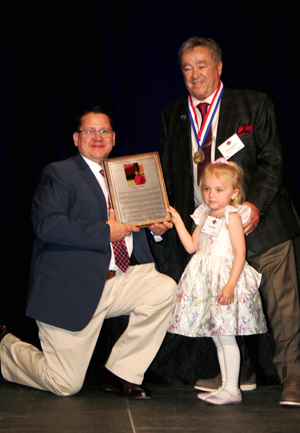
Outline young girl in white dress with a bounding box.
[168,158,267,406]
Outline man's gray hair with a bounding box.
[178,37,222,67]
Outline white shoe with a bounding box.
[205,389,242,406]
[197,391,216,401]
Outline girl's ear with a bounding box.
[231,189,240,201]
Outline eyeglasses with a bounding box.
[78,129,113,139]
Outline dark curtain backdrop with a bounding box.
[0,1,298,338]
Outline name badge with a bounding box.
[201,216,223,236]
[217,133,245,160]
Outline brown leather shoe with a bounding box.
[280,376,300,406]
[194,373,256,392]
[0,322,8,342]
[99,367,152,399]
[194,374,222,392]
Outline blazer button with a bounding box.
[106,251,111,256]
[99,275,105,280]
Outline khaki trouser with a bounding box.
[0,264,176,395]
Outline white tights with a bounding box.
[212,335,240,397]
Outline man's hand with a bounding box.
[243,201,260,236]
[149,220,173,236]
[106,209,139,242]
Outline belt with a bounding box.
[106,270,116,281]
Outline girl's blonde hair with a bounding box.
[199,161,245,207]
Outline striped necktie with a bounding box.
[100,169,130,272]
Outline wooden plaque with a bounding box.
[102,152,171,227]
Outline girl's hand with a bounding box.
[167,206,182,225]
[217,285,234,305]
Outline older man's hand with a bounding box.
[149,220,173,237]
[243,201,261,236]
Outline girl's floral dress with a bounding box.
[168,204,267,337]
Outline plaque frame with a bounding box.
[102,152,171,227]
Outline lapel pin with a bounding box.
[180,115,186,121]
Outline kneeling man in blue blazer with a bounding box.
[0,106,176,399]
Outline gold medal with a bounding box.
[194,149,205,164]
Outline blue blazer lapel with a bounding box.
[74,153,107,212]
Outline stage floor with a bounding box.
[1,376,299,433]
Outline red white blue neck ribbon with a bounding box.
[187,81,224,150]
